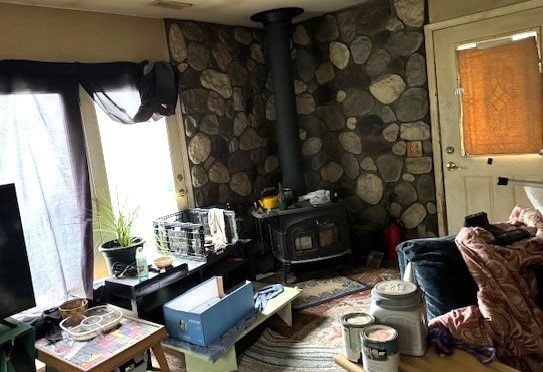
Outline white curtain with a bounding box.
[0,59,179,316]
[0,91,87,311]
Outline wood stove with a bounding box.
[262,202,352,281]
[250,8,351,281]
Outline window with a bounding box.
[0,60,188,315]
[81,89,183,279]
[456,32,543,155]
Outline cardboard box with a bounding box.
[163,276,254,346]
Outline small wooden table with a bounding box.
[36,317,170,371]
[334,347,518,372]
[163,284,301,372]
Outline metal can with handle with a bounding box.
[361,324,399,372]
[340,312,375,362]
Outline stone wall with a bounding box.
[165,20,278,207]
[165,0,437,239]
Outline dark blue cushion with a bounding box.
[396,236,478,320]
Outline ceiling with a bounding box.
[0,0,372,27]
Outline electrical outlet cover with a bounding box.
[407,141,423,157]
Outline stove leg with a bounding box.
[283,263,290,284]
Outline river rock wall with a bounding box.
[166,0,436,239]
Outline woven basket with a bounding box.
[59,298,88,319]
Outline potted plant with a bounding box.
[95,194,145,275]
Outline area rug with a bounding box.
[291,274,370,310]
[270,288,373,350]
[237,327,340,371]
[153,265,399,371]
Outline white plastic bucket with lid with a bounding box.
[369,279,427,356]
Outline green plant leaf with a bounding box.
[94,191,140,247]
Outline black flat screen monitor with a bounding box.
[0,183,36,323]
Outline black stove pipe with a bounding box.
[251,8,307,198]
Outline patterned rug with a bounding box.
[237,328,339,371]
[153,264,400,371]
[291,273,371,310]
[266,265,400,351]
[268,288,374,351]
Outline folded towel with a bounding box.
[208,208,228,251]
[254,284,284,311]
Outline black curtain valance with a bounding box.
[0,59,178,123]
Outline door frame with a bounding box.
[166,96,194,210]
[425,0,543,235]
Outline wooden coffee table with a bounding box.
[334,347,518,371]
[36,316,170,371]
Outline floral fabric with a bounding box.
[429,205,543,371]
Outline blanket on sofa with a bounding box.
[429,205,543,371]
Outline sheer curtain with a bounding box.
[0,76,92,310]
[0,59,178,312]
[0,60,179,124]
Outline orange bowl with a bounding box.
[154,256,173,269]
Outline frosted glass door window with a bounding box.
[456,35,543,155]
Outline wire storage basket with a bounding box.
[153,208,238,261]
[184,208,238,241]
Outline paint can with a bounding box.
[340,312,375,362]
[369,279,427,356]
[361,324,399,372]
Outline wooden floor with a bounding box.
[334,348,519,372]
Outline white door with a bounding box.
[432,7,543,234]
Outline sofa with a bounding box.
[396,205,543,371]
